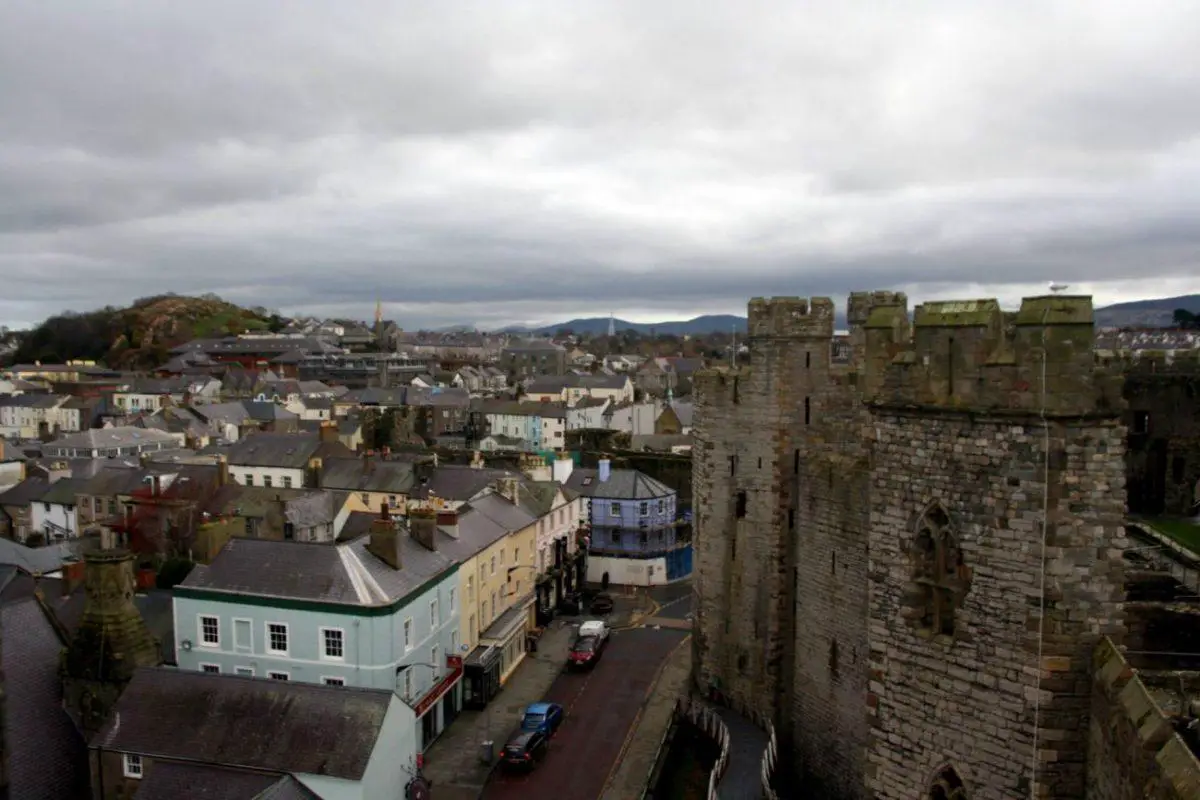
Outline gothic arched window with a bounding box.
[929,765,968,800]
[910,504,970,637]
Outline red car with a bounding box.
[567,634,606,670]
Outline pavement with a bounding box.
[424,588,666,800]
[481,626,689,800]
[710,705,770,800]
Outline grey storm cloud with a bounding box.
[3,0,1200,330]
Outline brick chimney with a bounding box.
[307,456,324,488]
[366,504,402,570]
[496,476,520,504]
[409,508,439,552]
[318,420,339,444]
[436,509,459,539]
[60,549,161,738]
[216,455,229,487]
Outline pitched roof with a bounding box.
[563,467,675,500]
[318,457,415,494]
[129,762,282,800]
[180,533,456,607]
[92,667,395,781]
[1,595,90,797]
[243,401,299,422]
[0,476,51,506]
[46,426,179,451]
[226,433,351,468]
[413,465,523,503]
[39,476,87,506]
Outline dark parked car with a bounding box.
[501,730,549,771]
[589,592,614,614]
[521,702,565,737]
[567,634,606,670]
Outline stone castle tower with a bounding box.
[61,549,162,738]
[693,292,1128,799]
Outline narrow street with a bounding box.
[481,626,688,800]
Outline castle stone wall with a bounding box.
[864,295,1127,800]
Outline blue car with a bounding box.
[520,702,565,737]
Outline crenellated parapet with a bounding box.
[747,297,835,340]
[864,294,1124,416]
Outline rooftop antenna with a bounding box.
[1048,281,1069,295]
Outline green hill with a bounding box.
[11,294,287,370]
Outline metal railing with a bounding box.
[674,696,731,800]
[702,690,781,800]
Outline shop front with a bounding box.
[412,655,463,753]
[462,644,501,710]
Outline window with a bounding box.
[449,587,457,614]
[467,576,474,602]
[322,628,345,660]
[430,598,440,628]
[323,676,345,687]
[404,618,413,651]
[201,663,220,674]
[639,501,648,515]
[403,668,414,699]
[910,504,971,637]
[283,475,293,488]
[361,492,370,504]
[199,615,220,647]
[431,645,440,673]
[235,666,255,677]
[490,555,496,575]
[735,491,747,518]
[610,531,620,544]
[264,475,273,488]
[610,502,620,515]
[657,499,664,513]
[266,623,289,655]
[491,591,497,617]
[123,753,143,779]
[500,549,505,566]
[513,546,519,564]
[268,671,290,681]
[451,628,460,653]
[389,494,397,507]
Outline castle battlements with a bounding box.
[747,296,834,339]
[863,294,1124,416]
[1098,348,1200,375]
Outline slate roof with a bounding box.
[254,775,323,799]
[563,467,674,500]
[46,426,179,451]
[407,386,471,408]
[39,476,87,506]
[337,510,378,542]
[2,595,90,798]
[0,537,77,575]
[131,762,282,799]
[342,387,407,406]
[192,401,254,428]
[469,492,538,533]
[669,401,694,427]
[180,532,456,607]
[226,433,352,468]
[93,667,394,781]
[243,401,299,422]
[0,393,67,409]
[412,465,525,503]
[319,457,415,494]
[204,484,317,518]
[0,476,51,506]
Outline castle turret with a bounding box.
[60,550,162,738]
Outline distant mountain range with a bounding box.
[499,314,752,336]
[1093,294,1200,328]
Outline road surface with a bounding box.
[481,626,688,800]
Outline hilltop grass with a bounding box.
[1146,517,1200,553]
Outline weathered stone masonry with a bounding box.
[694,292,1152,799]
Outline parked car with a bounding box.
[520,702,565,737]
[578,620,610,642]
[567,634,607,670]
[589,592,614,614]
[501,729,549,771]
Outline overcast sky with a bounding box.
[3,1,1200,330]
